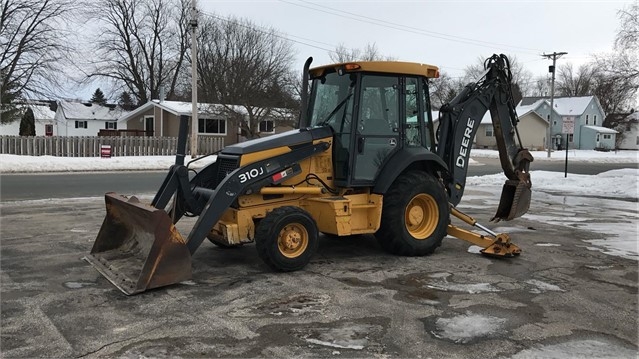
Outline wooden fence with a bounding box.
[0,135,225,157]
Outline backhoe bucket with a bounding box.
[492,179,531,221]
[84,193,192,295]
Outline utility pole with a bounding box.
[189,0,198,158]
[542,51,567,158]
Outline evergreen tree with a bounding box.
[1,70,22,124]
[19,108,36,136]
[90,88,108,106]
[118,91,136,111]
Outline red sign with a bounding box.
[100,145,112,158]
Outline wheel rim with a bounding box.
[405,193,439,239]
[278,223,309,258]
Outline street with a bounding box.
[1,158,636,202]
[1,179,637,358]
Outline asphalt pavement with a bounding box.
[1,185,637,358]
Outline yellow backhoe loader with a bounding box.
[84,54,533,295]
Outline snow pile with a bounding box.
[0,149,636,173]
[467,169,639,200]
[0,154,217,173]
[472,149,638,163]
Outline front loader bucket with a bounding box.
[492,180,532,222]
[83,193,192,295]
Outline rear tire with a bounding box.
[255,206,319,271]
[375,171,449,256]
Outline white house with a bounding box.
[0,102,58,136]
[54,100,129,136]
[618,112,639,150]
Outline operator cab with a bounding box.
[307,62,440,187]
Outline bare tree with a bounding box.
[196,15,298,139]
[328,42,396,63]
[0,0,75,123]
[429,72,464,109]
[532,75,551,97]
[85,0,190,106]
[461,54,533,101]
[555,62,599,97]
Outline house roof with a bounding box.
[478,100,548,125]
[57,100,127,121]
[583,125,617,134]
[29,104,56,121]
[119,100,297,123]
[520,96,602,117]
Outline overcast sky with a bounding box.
[199,0,632,80]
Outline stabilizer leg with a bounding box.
[448,206,521,257]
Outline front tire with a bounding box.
[375,171,449,256]
[255,206,319,271]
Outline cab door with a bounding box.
[351,75,401,183]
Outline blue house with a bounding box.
[519,96,615,150]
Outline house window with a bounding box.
[603,134,612,140]
[636,136,639,145]
[553,120,557,126]
[485,127,493,137]
[45,124,53,136]
[594,115,597,125]
[198,118,226,134]
[568,134,573,143]
[259,120,274,133]
[75,120,88,129]
[105,121,117,130]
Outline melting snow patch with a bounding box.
[427,282,500,294]
[509,339,638,359]
[427,272,500,293]
[63,281,94,289]
[535,243,561,247]
[585,265,614,270]
[467,245,483,254]
[305,338,364,350]
[432,312,506,343]
[526,279,564,293]
[301,325,375,351]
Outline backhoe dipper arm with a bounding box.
[436,54,533,220]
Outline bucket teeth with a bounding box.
[492,180,531,222]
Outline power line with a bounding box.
[198,10,337,54]
[281,0,544,56]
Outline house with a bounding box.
[54,100,128,136]
[474,96,613,150]
[475,102,548,150]
[118,100,297,146]
[519,96,613,150]
[0,101,58,136]
[618,111,639,150]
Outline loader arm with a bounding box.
[85,139,330,295]
[436,54,533,221]
[181,141,330,254]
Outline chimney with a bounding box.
[159,86,165,102]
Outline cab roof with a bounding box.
[310,61,440,79]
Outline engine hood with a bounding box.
[221,126,333,155]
